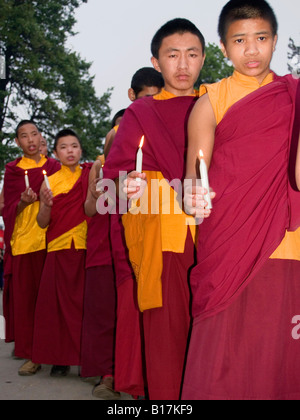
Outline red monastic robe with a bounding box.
[104,95,197,400]
[2,157,60,345]
[32,164,90,366]
[182,75,300,400]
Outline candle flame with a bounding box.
[25,170,28,175]
[43,170,47,176]
[199,150,204,159]
[139,136,145,149]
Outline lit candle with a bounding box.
[199,150,212,210]
[96,165,104,192]
[136,136,145,183]
[43,170,51,190]
[24,171,30,189]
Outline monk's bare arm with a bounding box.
[104,129,116,158]
[186,93,217,180]
[37,182,53,229]
[184,94,217,218]
[295,130,300,190]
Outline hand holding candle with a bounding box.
[136,136,145,183]
[96,164,104,193]
[43,170,51,190]
[199,150,212,210]
[25,171,30,189]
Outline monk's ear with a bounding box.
[151,56,161,73]
[220,41,228,59]
[128,88,136,102]
[272,34,278,52]
[15,137,20,148]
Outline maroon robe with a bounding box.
[190,75,299,322]
[104,95,197,400]
[81,212,116,378]
[182,75,300,400]
[32,165,90,366]
[2,157,60,344]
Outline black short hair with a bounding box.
[218,0,278,44]
[131,67,164,96]
[111,109,126,129]
[54,129,82,151]
[151,18,206,59]
[16,120,39,138]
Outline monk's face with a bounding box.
[151,32,205,96]
[128,85,162,101]
[15,123,41,159]
[54,135,82,171]
[39,136,48,156]
[221,18,278,84]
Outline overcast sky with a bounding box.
[68,0,300,117]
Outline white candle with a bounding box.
[199,150,212,210]
[136,136,144,183]
[43,170,51,190]
[96,165,104,192]
[25,171,30,189]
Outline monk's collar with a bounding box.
[61,164,81,175]
[232,70,274,88]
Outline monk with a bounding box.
[104,18,206,400]
[182,0,300,400]
[32,129,90,376]
[82,68,164,399]
[2,120,60,375]
[104,68,164,157]
[81,155,120,399]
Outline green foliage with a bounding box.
[0,0,112,172]
[195,43,234,88]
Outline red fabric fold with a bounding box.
[191,75,299,321]
[46,163,91,243]
[104,95,197,184]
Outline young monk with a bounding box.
[182,0,300,400]
[2,120,60,375]
[104,19,206,400]
[81,155,119,399]
[81,68,164,399]
[32,129,90,376]
[104,68,164,157]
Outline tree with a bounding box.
[0,0,112,172]
[195,43,234,88]
[288,38,300,78]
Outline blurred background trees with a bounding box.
[0,0,112,172]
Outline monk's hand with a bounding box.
[184,182,215,219]
[40,185,53,208]
[20,188,38,205]
[91,177,104,199]
[122,171,147,200]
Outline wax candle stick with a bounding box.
[96,165,104,192]
[136,136,144,183]
[25,171,30,189]
[43,170,51,190]
[199,150,212,210]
